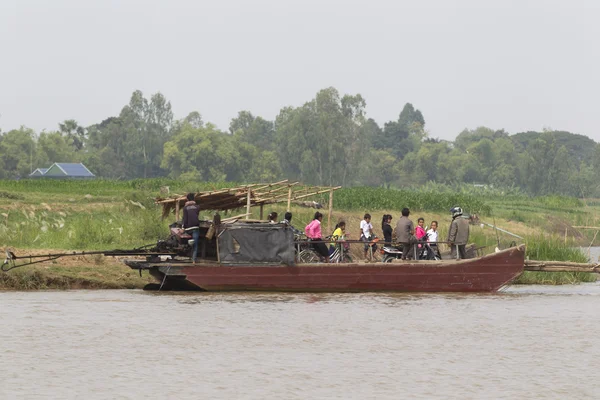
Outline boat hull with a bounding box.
[126,245,525,293]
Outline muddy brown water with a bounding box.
[1,285,600,399]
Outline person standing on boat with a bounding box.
[281,211,302,235]
[360,214,377,260]
[305,212,330,263]
[427,221,441,259]
[448,206,470,259]
[182,193,201,263]
[395,208,416,260]
[415,218,426,240]
[381,214,393,246]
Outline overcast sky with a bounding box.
[1,0,598,140]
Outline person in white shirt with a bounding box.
[426,220,441,258]
[359,213,377,260]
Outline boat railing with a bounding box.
[293,238,463,262]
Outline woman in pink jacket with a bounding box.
[305,212,330,263]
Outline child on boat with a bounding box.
[360,214,378,261]
[329,221,348,263]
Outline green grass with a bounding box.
[332,187,492,214]
[525,235,588,263]
[514,272,597,285]
[0,205,166,250]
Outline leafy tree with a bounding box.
[162,123,241,181]
[0,127,36,179]
[275,87,366,186]
[230,111,275,151]
[36,131,76,166]
[59,119,86,151]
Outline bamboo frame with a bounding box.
[157,181,341,217]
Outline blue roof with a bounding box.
[54,163,95,177]
[28,168,49,176]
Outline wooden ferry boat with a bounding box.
[120,181,526,292]
[125,245,525,292]
[123,219,525,292]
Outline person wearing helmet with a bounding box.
[395,208,416,260]
[447,206,470,259]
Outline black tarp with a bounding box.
[217,223,295,265]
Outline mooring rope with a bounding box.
[158,266,171,291]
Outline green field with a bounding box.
[1,179,598,289]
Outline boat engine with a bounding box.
[153,222,193,257]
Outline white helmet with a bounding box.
[450,206,463,219]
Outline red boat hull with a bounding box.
[128,246,525,293]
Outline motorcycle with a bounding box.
[381,233,441,262]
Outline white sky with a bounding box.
[0,0,598,140]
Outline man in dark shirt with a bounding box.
[395,208,416,260]
[182,193,201,262]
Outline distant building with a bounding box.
[29,168,49,177]
[29,163,95,179]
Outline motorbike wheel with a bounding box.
[382,255,394,263]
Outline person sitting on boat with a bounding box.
[305,212,330,263]
[395,208,416,260]
[448,206,470,260]
[281,211,302,234]
[182,193,201,263]
[329,221,347,263]
[268,212,278,224]
[360,214,378,260]
[381,214,393,246]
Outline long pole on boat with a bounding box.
[246,189,251,220]
[327,188,334,233]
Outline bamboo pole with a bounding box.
[221,213,252,223]
[246,190,251,220]
[259,204,264,220]
[327,188,334,233]
[156,184,261,204]
[287,186,292,211]
[254,182,297,197]
[292,186,342,201]
[255,186,341,204]
[525,260,600,273]
[587,230,599,260]
[480,222,524,239]
[175,201,180,222]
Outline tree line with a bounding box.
[1,87,599,197]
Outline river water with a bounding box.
[1,286,600,399]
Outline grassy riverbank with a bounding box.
[1,179,598,289]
